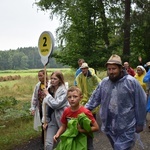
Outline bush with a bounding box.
[0,96,18,113]
[0,96,31,127]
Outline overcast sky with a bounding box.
[0,0,59,50]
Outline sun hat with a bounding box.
[106,54,122,66]
[80,62,89,69]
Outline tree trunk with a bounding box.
[123,0,131,61]
[98,0,110,47]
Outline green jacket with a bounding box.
[76,71,101,114]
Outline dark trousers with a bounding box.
[39,107,44,145]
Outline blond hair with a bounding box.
[67,86,82,96]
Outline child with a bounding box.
[53,86,99,150]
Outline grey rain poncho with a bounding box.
[85,74,147,149]
[42,84,69,126]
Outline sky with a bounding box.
[0,0,59,50]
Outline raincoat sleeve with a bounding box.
[143,69,150,83]
[143,69,150,91]
[134,79,147,126]
[91,74,101,88]
[89,67,96,75]
[30,82,40,111]
[30,82,42,131]
[76,73,83,91]
[43,85,67,109]
[33,107,42,131]
[42,85,68,123]
[74,68,81,85]
[85,83,101,111]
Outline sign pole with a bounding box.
[38,31,54,150]
[43,65,47,150]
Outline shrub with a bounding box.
[0,96,31,127]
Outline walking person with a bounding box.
[124,61,135,76]
[134,65,147,92]
[85,54,147,150]
[76,62,100,150]
[74,59,95,85]
[42,71,69,150]
[30,69,49,150]
[53,86,99,150]
[76,62,101,117]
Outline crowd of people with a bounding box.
[30,54,150,150]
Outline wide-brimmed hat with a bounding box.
[106,54,122,66]
[80,62,89,69]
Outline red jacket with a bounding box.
[126,67,135,76]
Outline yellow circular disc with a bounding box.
[38,31,54,57]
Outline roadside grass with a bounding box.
[0,118,40,150]
[0,96,39,150]
[0,68,75,150]
[0,76,37,100]
[0,68,106,150]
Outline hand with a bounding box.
[138,56,142,62]
[77,124,84,133]
[53,134,59,142]
[31,110,35,116]
[136,126,143,133]
[43,123,48,130]
[43,88,49,96]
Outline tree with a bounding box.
[130,0,150,65]
[123,0,131,61]
[0,47,65,70]
[35,0,150,68]
[20,55,29,69]
[36,0,112,69]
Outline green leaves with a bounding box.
[0,96,18,110]
[36,0,150,68]
[0,96,31,127]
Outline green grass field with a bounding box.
[0,68,72,77]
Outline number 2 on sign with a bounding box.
[43,37,47,47]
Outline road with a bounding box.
[13,114,150,150]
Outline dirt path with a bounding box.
[13,114,150,150]
[12,128,150,150]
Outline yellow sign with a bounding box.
[38,31,54,65]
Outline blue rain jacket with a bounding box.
[85,73,146,149]
[143,68,150,112]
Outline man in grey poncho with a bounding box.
[85,54,147,150]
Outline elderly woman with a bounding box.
[134,65,147,92]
